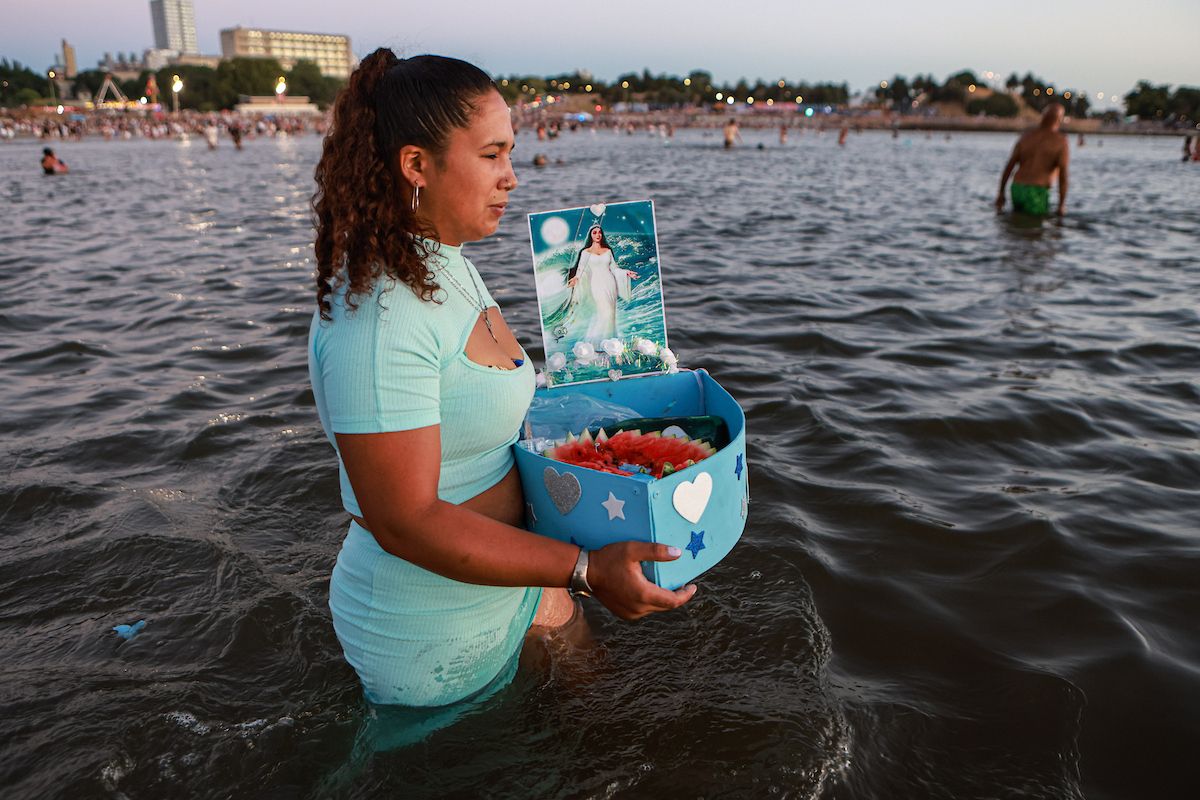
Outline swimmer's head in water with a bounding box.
[43,147,54,156]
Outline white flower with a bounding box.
[660,347,678,367]
[535,371,547,388]
[572,341,596,361]
[601,338,624,356]
[547,352,567,371]
[635,338,659,356]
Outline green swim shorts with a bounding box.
[1011,182,1050,216]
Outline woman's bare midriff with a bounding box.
[349,464,525,531]
[461,463,526,526]
[349,465,575,628]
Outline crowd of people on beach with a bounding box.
[0,110,326,143]
[6,100,1125,146]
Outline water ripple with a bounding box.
[1,130,1197,798]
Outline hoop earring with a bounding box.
[411,184,421,212]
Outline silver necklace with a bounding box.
[438,263,498,343]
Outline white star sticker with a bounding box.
[601,491,626,521]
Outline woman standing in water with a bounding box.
[308,50,695,708]
[566,224,638,341]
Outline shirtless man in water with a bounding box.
[723,118,742,149]
[996,104,1069,216]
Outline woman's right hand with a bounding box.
[586,541,697,620]
[567,276,578,288]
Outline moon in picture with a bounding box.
[540,216,569,246]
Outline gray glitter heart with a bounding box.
[543,467,582,515]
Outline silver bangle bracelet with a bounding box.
[569,547,592,597]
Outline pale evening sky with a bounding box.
[3,0,1197,106]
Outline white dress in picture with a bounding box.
[578,249,632,341]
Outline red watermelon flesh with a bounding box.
[545,429,716,479]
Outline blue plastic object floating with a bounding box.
[113,620,146,640]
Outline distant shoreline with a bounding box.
[2,107,1192,143]
[530,112,1191,138]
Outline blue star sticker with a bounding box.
[734,454,744,480]
[685,530,706,559]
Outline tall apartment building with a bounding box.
[220,27,354,79]
[150,0,199,55]
[61,40,78,78]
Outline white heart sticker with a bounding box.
[589,203,607,217]
[673,472,712,524]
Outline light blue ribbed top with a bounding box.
[308,240,536,512]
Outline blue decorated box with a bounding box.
[514,368,748,590]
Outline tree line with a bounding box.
[1,57,341,111]
[2,56,1198,125]
[874,71,1093,118]
[495,68,851,109]
[1123,81,1200,126]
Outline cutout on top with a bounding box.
[462,307,524,370]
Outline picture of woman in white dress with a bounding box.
[531,200,668,385]
[565,224,639,341]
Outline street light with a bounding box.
[171,75,183,114]
[275,76,287,104]
[48,70,57,102]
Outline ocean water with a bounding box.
[1,126,1197,799]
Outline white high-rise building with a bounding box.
[220,27,355,79]
[150,0,198,55]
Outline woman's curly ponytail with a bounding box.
[311,48,497,320]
